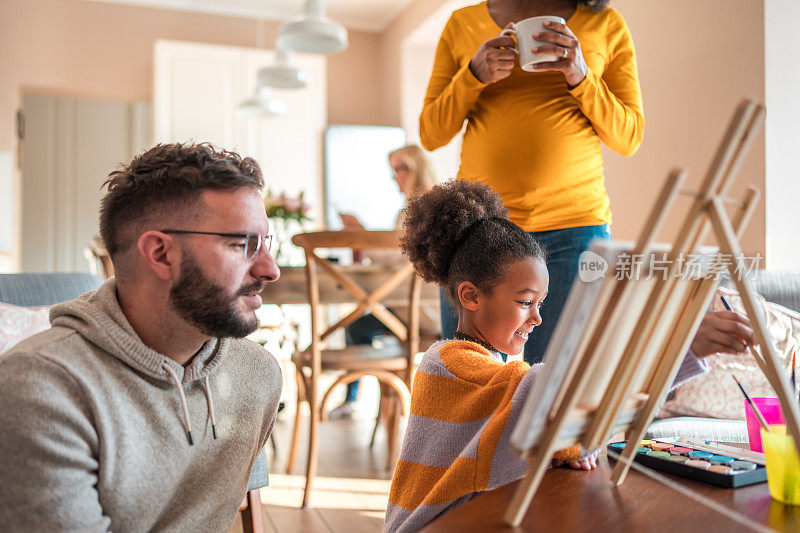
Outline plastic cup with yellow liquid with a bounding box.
[762,425,800,505]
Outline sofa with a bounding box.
[0,272,269,529]
[646,269,800,442]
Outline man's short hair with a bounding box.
[99,143,264,258]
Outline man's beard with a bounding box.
[169,251,264,338]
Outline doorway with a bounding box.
[19,92,151,272]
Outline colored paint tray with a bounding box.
[607,440,767,488]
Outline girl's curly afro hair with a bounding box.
[400,180,546,301]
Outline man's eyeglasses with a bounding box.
[160,230,273,259]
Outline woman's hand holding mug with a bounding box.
[471,17,587,89]
[468,23,517,84]
[529,19,588,88]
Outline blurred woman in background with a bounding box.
[330,144,438,419]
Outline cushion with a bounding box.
[0,302,51,354]
[646,417,748,443]
[659,287,800,420]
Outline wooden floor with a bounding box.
[229,377,397,533]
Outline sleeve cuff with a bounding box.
[670,348,710,391]
[567,67,597,99]
[454,60,488,92]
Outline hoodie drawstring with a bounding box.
[161,363,220,445]
[162,364,194,445]
[203,376,219,439]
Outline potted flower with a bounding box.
[264,190,311,265]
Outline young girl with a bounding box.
[384,181,709,532]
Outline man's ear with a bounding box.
[137,231,177,281]
[457,281,482,311]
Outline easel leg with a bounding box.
[503,445,552,527]
[612,277,717,484]
[611,438,642,486]
[708,197,800,455]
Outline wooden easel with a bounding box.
[504,99,800,527]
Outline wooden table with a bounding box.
[423,455,800,532]
[260,265,440,306]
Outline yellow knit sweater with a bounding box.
[419,3,644,232]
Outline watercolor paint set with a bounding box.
[607,437,767,488]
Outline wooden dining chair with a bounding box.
[285,230,423,508]
[84,236,115,279]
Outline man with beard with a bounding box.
[0,143,283,531]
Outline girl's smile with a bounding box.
[459,257,549,355]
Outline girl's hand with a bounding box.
[469,23,517,84]
[552,448,600,470]
[529,20,587,88]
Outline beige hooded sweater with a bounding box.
[0,280,282,532]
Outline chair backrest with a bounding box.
[291,230,423,381]
[85,236,115,279]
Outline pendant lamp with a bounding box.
[277,0,348,55]
[257,47,308,89]
[237,87,287,118]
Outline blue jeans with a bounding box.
[343,313,391,402]
[439,223,611,365]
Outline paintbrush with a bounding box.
[720,294,734,312]
[733,374,771,433]
[670,438,766,465]
[720,295,766,367]
[795,349,800,407]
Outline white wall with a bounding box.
[20,94,151,272]
[154,40,327,233]
[400,0,470,183]
[0,151,13,272]
[765,0,800,269]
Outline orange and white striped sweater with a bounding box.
[385,340,546,532]
[385,339,707,532]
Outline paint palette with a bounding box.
[607,439,767,488]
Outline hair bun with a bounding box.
[400,180,508,285]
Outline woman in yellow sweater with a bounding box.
[421,0,644,364]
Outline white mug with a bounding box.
[500,16,566,72]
